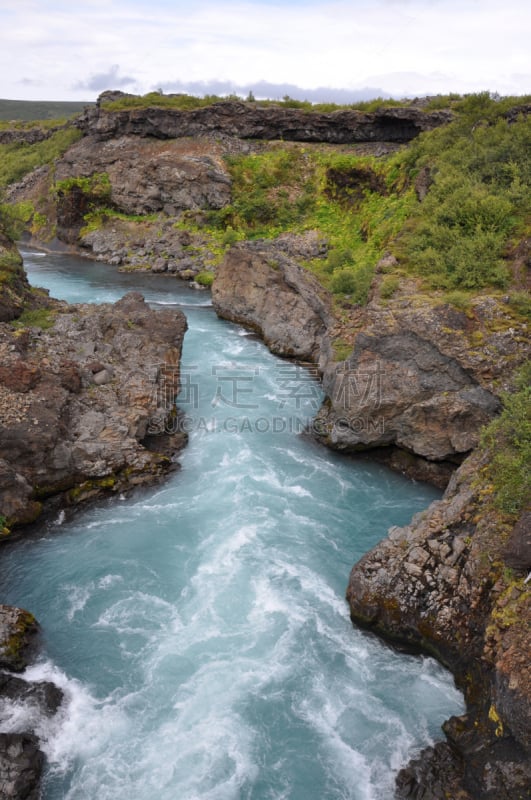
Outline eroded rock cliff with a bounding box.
[0,289,187,528]
[78,94,453,145]
[348,452,531,799]
[212,241,526,485]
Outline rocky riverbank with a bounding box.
[212,238,530,797]
[213,239,526,486]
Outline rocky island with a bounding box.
[0,90,529,798]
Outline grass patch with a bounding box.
[480,363,531,516]
[195,270,215,287]
[0,127,82,188]
[102,91,408,114]
[12,307,56,330]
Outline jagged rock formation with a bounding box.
[212,236,332,360]
[213,241,525,485]
[77,94,453,145]
[348,452,531,799]
[0,290,187,528]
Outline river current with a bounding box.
[0,250,464,799]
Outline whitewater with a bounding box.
[0,250,464,799]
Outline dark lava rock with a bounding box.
[0,673,63,716]
[0,733,44,800]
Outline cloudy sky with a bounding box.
[0,0,529,102]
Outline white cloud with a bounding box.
[0,0,529,101]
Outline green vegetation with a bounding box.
[199,145,416,302]
[0,200,35,239]
[398,93,531,290]
[0,98,92,122]
[55,172,112,200]
[203,92,530,302]
[0,126,82,187]
[102,90,406,114]
[12,307,56,330]
[481,363,531,516]
[195,270,215,287]
[0,244,23,285]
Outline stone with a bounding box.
[0,290,188,528]
[0,674,63,716]
[503,511,531,572]
[0,733,44,800]
[0,606,38,672]
[212,241,332,360]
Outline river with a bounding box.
[0,250,464,800]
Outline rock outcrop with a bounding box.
[77,94,453,145]
[347,451,531,799]
[212,237,332,360]
[0,289,187,529]
[212,242,525,485]
[0,234,33,323]
[55,134,232,219]
[0,604,63,800]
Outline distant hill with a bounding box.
[0,99,94,122]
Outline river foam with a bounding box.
[0,251,465,799]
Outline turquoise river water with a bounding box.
[0,250,464,799]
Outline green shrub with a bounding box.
[331,263,374,304]
[507,291,531,319]
[481,364,531,515]
[0,201,34,239]
[195,270,215,287]
[0,127,82,188]
[380,274,400,298]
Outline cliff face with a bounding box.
[213,242,525,485]
[0,289,187,529]
[348,453,531,799]
[77,96,453,144]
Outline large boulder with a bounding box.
[212,239,332,360]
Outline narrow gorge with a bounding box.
[0,92,529,799]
